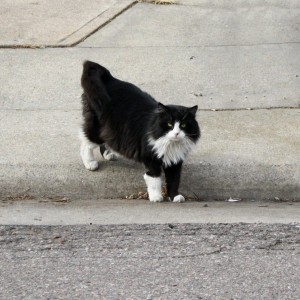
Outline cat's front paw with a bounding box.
[173,195,185,203]
[144,174,164,203]
[149,194,164,202]
[84,160,99,171]
[103,151,118,161]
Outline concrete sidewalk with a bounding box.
[0,0,135,47]
[0,1,299,203]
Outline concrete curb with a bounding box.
[1,159,299,201]
[1,200,300,225]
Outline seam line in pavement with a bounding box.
[199,107,300,112]
[57,8,110,44]
[169,3,300,8]
[1,41,299,50]
[69,1,138,47]
[76,41,300,48]
[0,107,299,112]
[0,1,138,49]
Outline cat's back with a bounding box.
[100,77,156,160]
[105,77,157,111]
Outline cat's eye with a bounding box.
[167,122,173,128]
[181,123,186,128]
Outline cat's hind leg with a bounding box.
[79,129,99,171]
[100,144,118,161]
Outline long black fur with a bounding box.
[81,60,200,200]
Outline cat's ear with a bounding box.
[188,105,198,117]
[157,103,170,114]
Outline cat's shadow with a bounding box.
[96,157,144,172]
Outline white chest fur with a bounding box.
[148,135,194,167]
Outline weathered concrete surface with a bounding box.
[1,199,300,225]
[0,108,299,201]
[0,47,299,110]
[180,0,300,6]
[1,224,300,299]
[79,2,300,47]
[0,0,135,47]
[1,2,300,298]
[0,1,299,202]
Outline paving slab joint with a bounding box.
[65,1,138,47]
[0,1,138,49]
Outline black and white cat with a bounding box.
[79,61,200,202]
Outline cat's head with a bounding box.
[150,103,200,143]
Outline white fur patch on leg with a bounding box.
[79,129,99,171]
[144,174,163,202]
[173,195,185,203]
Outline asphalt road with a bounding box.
[1,223,300,299]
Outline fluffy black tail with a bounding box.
[81,61,112,121]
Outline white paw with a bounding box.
[173,195,185,203]
[103,151,118,161]
[84,160,99,171]
[144,174,163,203]
[149,194,164,202]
